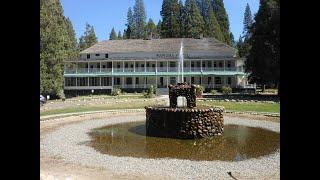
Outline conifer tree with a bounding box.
[203,2,223,41]
[109,27,117,40]
[40,0,77,96]
[211,0,231,44]
[125,7,134,39]
[156,20,162,38]
[243,3,253,39]
[117,31,123,39]
[246,0,280,91]
[78,23,98,51]
[133,0,146,39]
[184,0,205,38]
[160,0,181,38]
[146,18,156,38]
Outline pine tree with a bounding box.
[40,0,77,96]
[184,0,205,38]
[109,27,117,40]
[178,0,185,37]
[78,23,98,51]
[156,20,162,38]
[243,3,253,39]
[160,0,181,38]
[117,31,123,39]
[146,18,156,39]
[211,0,231,44]
[133,0,147,39]
[125,7,134,39]
[203,2,223,41]
[246,0,280,91]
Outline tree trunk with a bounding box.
[262,84,265,92]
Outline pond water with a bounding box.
[88,121,279,161]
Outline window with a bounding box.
[89,77,100,86]
[65,77,76,86]
[227,77,232,85]
[208,61,212,67]
[90,65,93,69]
[87,54,90,59]
[95,54,100,57]
[126,77,132,85]
[160,62,163,67]
[183,77,186,83]
[191,77,195,84]
[136,77,139,84]
[77,77,88,86]
[102,65,106,69]
[107,62,112,68]
[170,77,176,84]
[227,61,231,68]
[152,64,155,68]
[219,62,223,67]
[101,77,111,86]
[196,61,201,67]
[215,77,222,84]
[170,62,176,67]
[147,62,150,67]
[214,62,217,67]
[202,61,206,67]
[105,54,108,58]
[125,63,128,68]
[114,77,120,85]
[160,77,164,85]
[130,64,134,68]
[208,77,212,84]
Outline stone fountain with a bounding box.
[145,82,224,139]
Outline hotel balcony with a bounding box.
[64,66,245,76]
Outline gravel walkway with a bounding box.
[41,112,280,179]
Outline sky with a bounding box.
[61,0,259,42]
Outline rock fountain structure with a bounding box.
[145,82,224,139]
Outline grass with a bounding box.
[40,100,157,116]
[198,101,280,113]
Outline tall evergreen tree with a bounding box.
[203,2,223,41]
[125,7,134,39]
[178,0,185,37]
[243,3,253,39]
[184,0,205,38]
[78,23,98,51]
[133,0,147,39]
[246,0,280,91]
[160,0,181,38]
[40,0,77,97]
[146,18,156,38]
[211,0,231,44]
[156,20,162,38]
[109,27,118,40]
[117,31,123,39]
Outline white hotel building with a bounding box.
[64,38,251,95]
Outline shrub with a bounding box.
[111,87,121,96]
[143,85,155,98]
[195,85,204,97]
[221,86,232,95]
[210,89,217,95]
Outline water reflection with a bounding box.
[88,122,279,161]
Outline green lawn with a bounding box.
[40,100,157,116]
[198,101,280,113]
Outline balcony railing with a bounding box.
[65,66,244,74]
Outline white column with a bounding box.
[133,76,136,88]
[88,77,90,87]
[111,77,114,87]
[123,61,125,72]
[75,77,77,87]
[99,77,101,87]
[166,76,169,87]
[167,61,169,72]
[134,61,135,72]
[200,60,202,72]
[224,60,226,71]
[145,61,147,72]
[155,75,158,88]
[144,77,147,88]
[100,62,101,72]
[155,61,157,73]
[111,61,114,73]
[190,61,191,72]
[87,62,89,73]
[76,62,78,74]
